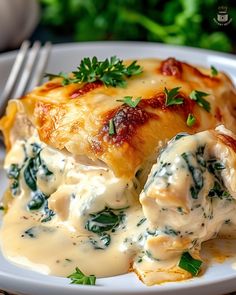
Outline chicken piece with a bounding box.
[136,126,236,285]
[1,58,236,179]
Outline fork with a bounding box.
[0,40,52,118]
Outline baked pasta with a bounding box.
[0,56,236,285]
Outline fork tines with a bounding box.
[0,40,52,118]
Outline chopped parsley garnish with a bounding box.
[210,65,218,76]
[117,96,141,108]
[186,113,196,127]
[0,204,4,211]
[178,252,202,276]
[189,90,210,112]
[68,267,96,285]
[164,87,183,106]
[45,56,142,88]
[108,119,116,136]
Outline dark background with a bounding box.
[31,0,236,53]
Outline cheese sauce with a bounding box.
[0,133,146,277]
[0,197,145,277]
[2,126,236,285]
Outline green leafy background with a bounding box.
[39,0,236,53]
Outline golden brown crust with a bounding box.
[1,58,236,179]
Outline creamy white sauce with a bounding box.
[0,133,146,277]
[1,196,146,277]
[2,127,236,285]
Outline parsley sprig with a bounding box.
[117,96,141,108]
[45,56,142,88]
[68,267,96,285]
[189,90,210,112]
[164,87,183,106]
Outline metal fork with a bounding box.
[0,40,52,118]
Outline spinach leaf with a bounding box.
[89,233,111,250]
[40,162,53,176]
[10,180,21,196]
[24,156,41,191]
[196,145,206,168]
[85,207,125,234]
[7,164,21,196]
[181,152,204,199]
[207,159,225,175]
[163,226,180,236]
[23,143,53,190]
[174,133,189,141]
[41,201,55,222]
[27,191,46,210]
[7,164,21,179]
[31,143,42,155]
[208,181,233,201]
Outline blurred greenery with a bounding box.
[39,0,236,52]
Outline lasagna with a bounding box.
[0,56,236,285]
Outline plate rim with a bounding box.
[1,40,236,61]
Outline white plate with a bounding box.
[0,42,236,295]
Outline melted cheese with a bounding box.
[1,58,236,179]
[0,133,145,277]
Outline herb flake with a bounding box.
[189,90,210,112]
[178,252,202,276]
[117,96,141,108]
[164,87,183,107]
[108,119,116,136]
[136,218,147,227]
[210,65,218,76]
[187,113,196,127]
